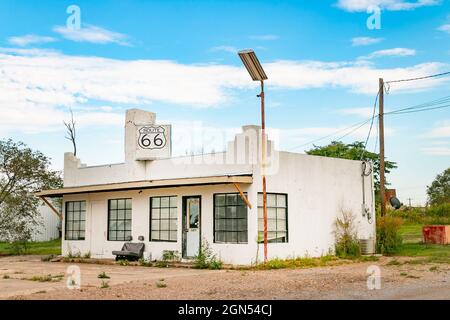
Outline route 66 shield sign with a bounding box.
[135,124,171,160]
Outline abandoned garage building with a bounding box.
[37,109,376,265]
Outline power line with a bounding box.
[289,117,373,151]
[386,104,450,115]
[360,88,380,160]
[385,71,450,84]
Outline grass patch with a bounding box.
[3,274,10,279]
[100,280,109,288]
[116,259,130,266]
[399,223,423,244]
[393,242,450,259]
[97,271,110,279]
[255,255,342,270]
[0,238,61,256]
[24,274,64,282]
[156,280,167,288]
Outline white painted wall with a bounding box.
[32,205,61,242]
[60,109,375,265]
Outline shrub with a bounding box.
[97,271,110,279]
[162,250,180,262]
[100,280,109,288]
[427,203,450,218]
[376,216,403,254]
[333,209,361,258]
[194,239,223,269]
[138,258,152,267]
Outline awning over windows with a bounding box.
[35,173,253,198]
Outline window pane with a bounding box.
[68,202,74,211]
[277,219,287,231]
[226,194,237,205]
[169,231,177,241]
[160,219,169,230]
[125,220,132,231]
[152,208,160,219]
[169,219,177,230]
[277,208,286,220]
[226,206,236,218]
[215,195,225,206]
[257,194,263,207]
[151,220,160,231]
[110,210,117,220]
[125,199,132,209]
[161,208,169,219]
[170,196,177,207]
[216,207,225,219]
[152,197,160,208]
[80,201,86,211]
[117,231,124,240]
[110,200,117,210]
[237,206,247,219]
[267,194,276,207]
[277,195,286,207]
[238,232,248,243]
[160,231,169,241]
[125,209,132,220]
[109,221,117,231]
[169,207,177,219]
[268,208,276,219]
[117,210,125,220]
[161,197,170,208]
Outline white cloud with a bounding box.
[336,0,440,12]
[351,37,384,46]
[209,45,238,53]
[438,24,450,34]
[338,107,375,117]
[422,147,450,155]
[53,24,130,46]
[359,48,416,60]
[249,35,279,41]
[426,120,450,138]
[0,48,448,134]
[8,35,57,46]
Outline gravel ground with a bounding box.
[1,256,449,300]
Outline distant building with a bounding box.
[37,109,376,265]
[32,205,61,242]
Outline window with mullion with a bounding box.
[214,193,248,244]
[65,201,86,240]
[257,193,288,243]
[150,196,177,242]
[108,199,132,241]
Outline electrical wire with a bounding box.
[360,88,380,160]
[385,71,450,84]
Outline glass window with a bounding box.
[65,201,86,240]
[108,199,132,241]
[214,193,248,244]
[150,196,177,242]
[258,193,288,243]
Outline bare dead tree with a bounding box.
[64,109,77,156]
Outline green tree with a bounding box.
[427,167,450,206]
[306,141,397,192]
[0,139,62,243]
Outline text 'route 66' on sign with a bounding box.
[135,124,172,160]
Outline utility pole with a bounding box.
[407,198,412,208]
[379,78,386,217]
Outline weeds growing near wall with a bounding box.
[333,209,361,258]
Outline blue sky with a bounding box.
[0,0,449,205]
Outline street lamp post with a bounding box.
[238,49,269,262]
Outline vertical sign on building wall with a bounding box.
[135,124,172,160]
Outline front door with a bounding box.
[183,196,201,258]
[90,201,107,257]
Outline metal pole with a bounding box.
[379,78,386,217]
[259,80,268,262]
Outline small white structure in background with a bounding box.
[31,205,61,242]
[37,108,376,265]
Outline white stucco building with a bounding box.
[38,109,376,265]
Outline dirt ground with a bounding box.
[1,255,449,300]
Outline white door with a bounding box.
[184,196,201,258]
[90,201,107,257]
